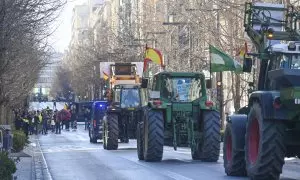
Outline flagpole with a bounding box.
[209,45,212,102]
[209,52,212,81]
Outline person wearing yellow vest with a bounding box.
[33,110,42,135]
[22,113,29,136]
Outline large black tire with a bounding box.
[143,109,164,162]
[102,119,107,149]
[192,110,220,162]
[137,122,144,160]
[104,113,119,150]
[245,103,286,180]
[223,123,247,176]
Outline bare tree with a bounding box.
[0,0,65,124]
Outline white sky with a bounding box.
[50,0,87,53]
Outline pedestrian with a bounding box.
[14,112,22,131]
[22,111,29,137]
[33,111,40,135]
[84,107,90,130]
[42,110,50,135]
[62,109,71,131]
[55,110,61,134]
[28,111,34,135]
[70,107,76,130]
[51,117,55,133]
[38,110,43,134]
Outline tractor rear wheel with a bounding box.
[223,123,246,176]
[137,122,144,160]
[192,110,220,162]
[104,113,119,150]
[143,109,164,162]
[245,103,286,180]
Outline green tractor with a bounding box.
[223,3,300,179]
[137,71,221,162]
[103,84,142,150]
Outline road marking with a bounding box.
[41,146,100,153]
[162,170,194,180]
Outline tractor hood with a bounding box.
[268,69,300,89]
[268,69,300,106]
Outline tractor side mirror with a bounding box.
[243,57,253,73]
[141,78,148,88]
[206,79,212,89]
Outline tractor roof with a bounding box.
[155,71,205,78]
[114,84,140,88]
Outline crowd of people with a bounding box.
[14,106,77,137]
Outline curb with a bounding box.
[30,135,53,180]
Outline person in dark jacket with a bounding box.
[42,110,50,135]
[28,111,34,135]
[14,112,22,131]
[22,111,29,137]
[84,107,90,130]
[70,107,77,130]
[54,110,61,134]
[33,111,40,135]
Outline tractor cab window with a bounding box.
[114,89,121,102]
[276,54,300,69]
[291,55,300,69]
[120,88,140,108]
[162,77,202,102]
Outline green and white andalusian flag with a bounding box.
[209,45,242,73]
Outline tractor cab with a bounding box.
[269,42,300,70]
[111,84,142,110]
[142,71,213,109]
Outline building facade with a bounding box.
[32,52,63,101]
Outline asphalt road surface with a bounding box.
[38,123,300,180]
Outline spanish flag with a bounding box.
[143,46,163,72]
[236,42,249,59]
[103,71,109,80]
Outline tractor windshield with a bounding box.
[120,88,140,108]
[162,77,202,102]
[277,54,300,69]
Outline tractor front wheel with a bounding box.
[245,102,286,180]
[137,122,144,160]
[223,123,246,176]
[143,109,164,162]
[103,113,119,150]
[192,110,220,162]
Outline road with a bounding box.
[38,123,300,180]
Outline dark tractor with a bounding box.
[88,101,108,143]
[103,84,142,150]
[137,71,221,162]
[223,3,300,179]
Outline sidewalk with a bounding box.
[11,135,35,180]
[12,134,51,180]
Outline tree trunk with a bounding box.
[234,74,241,112]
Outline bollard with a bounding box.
[0,125,12,153]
